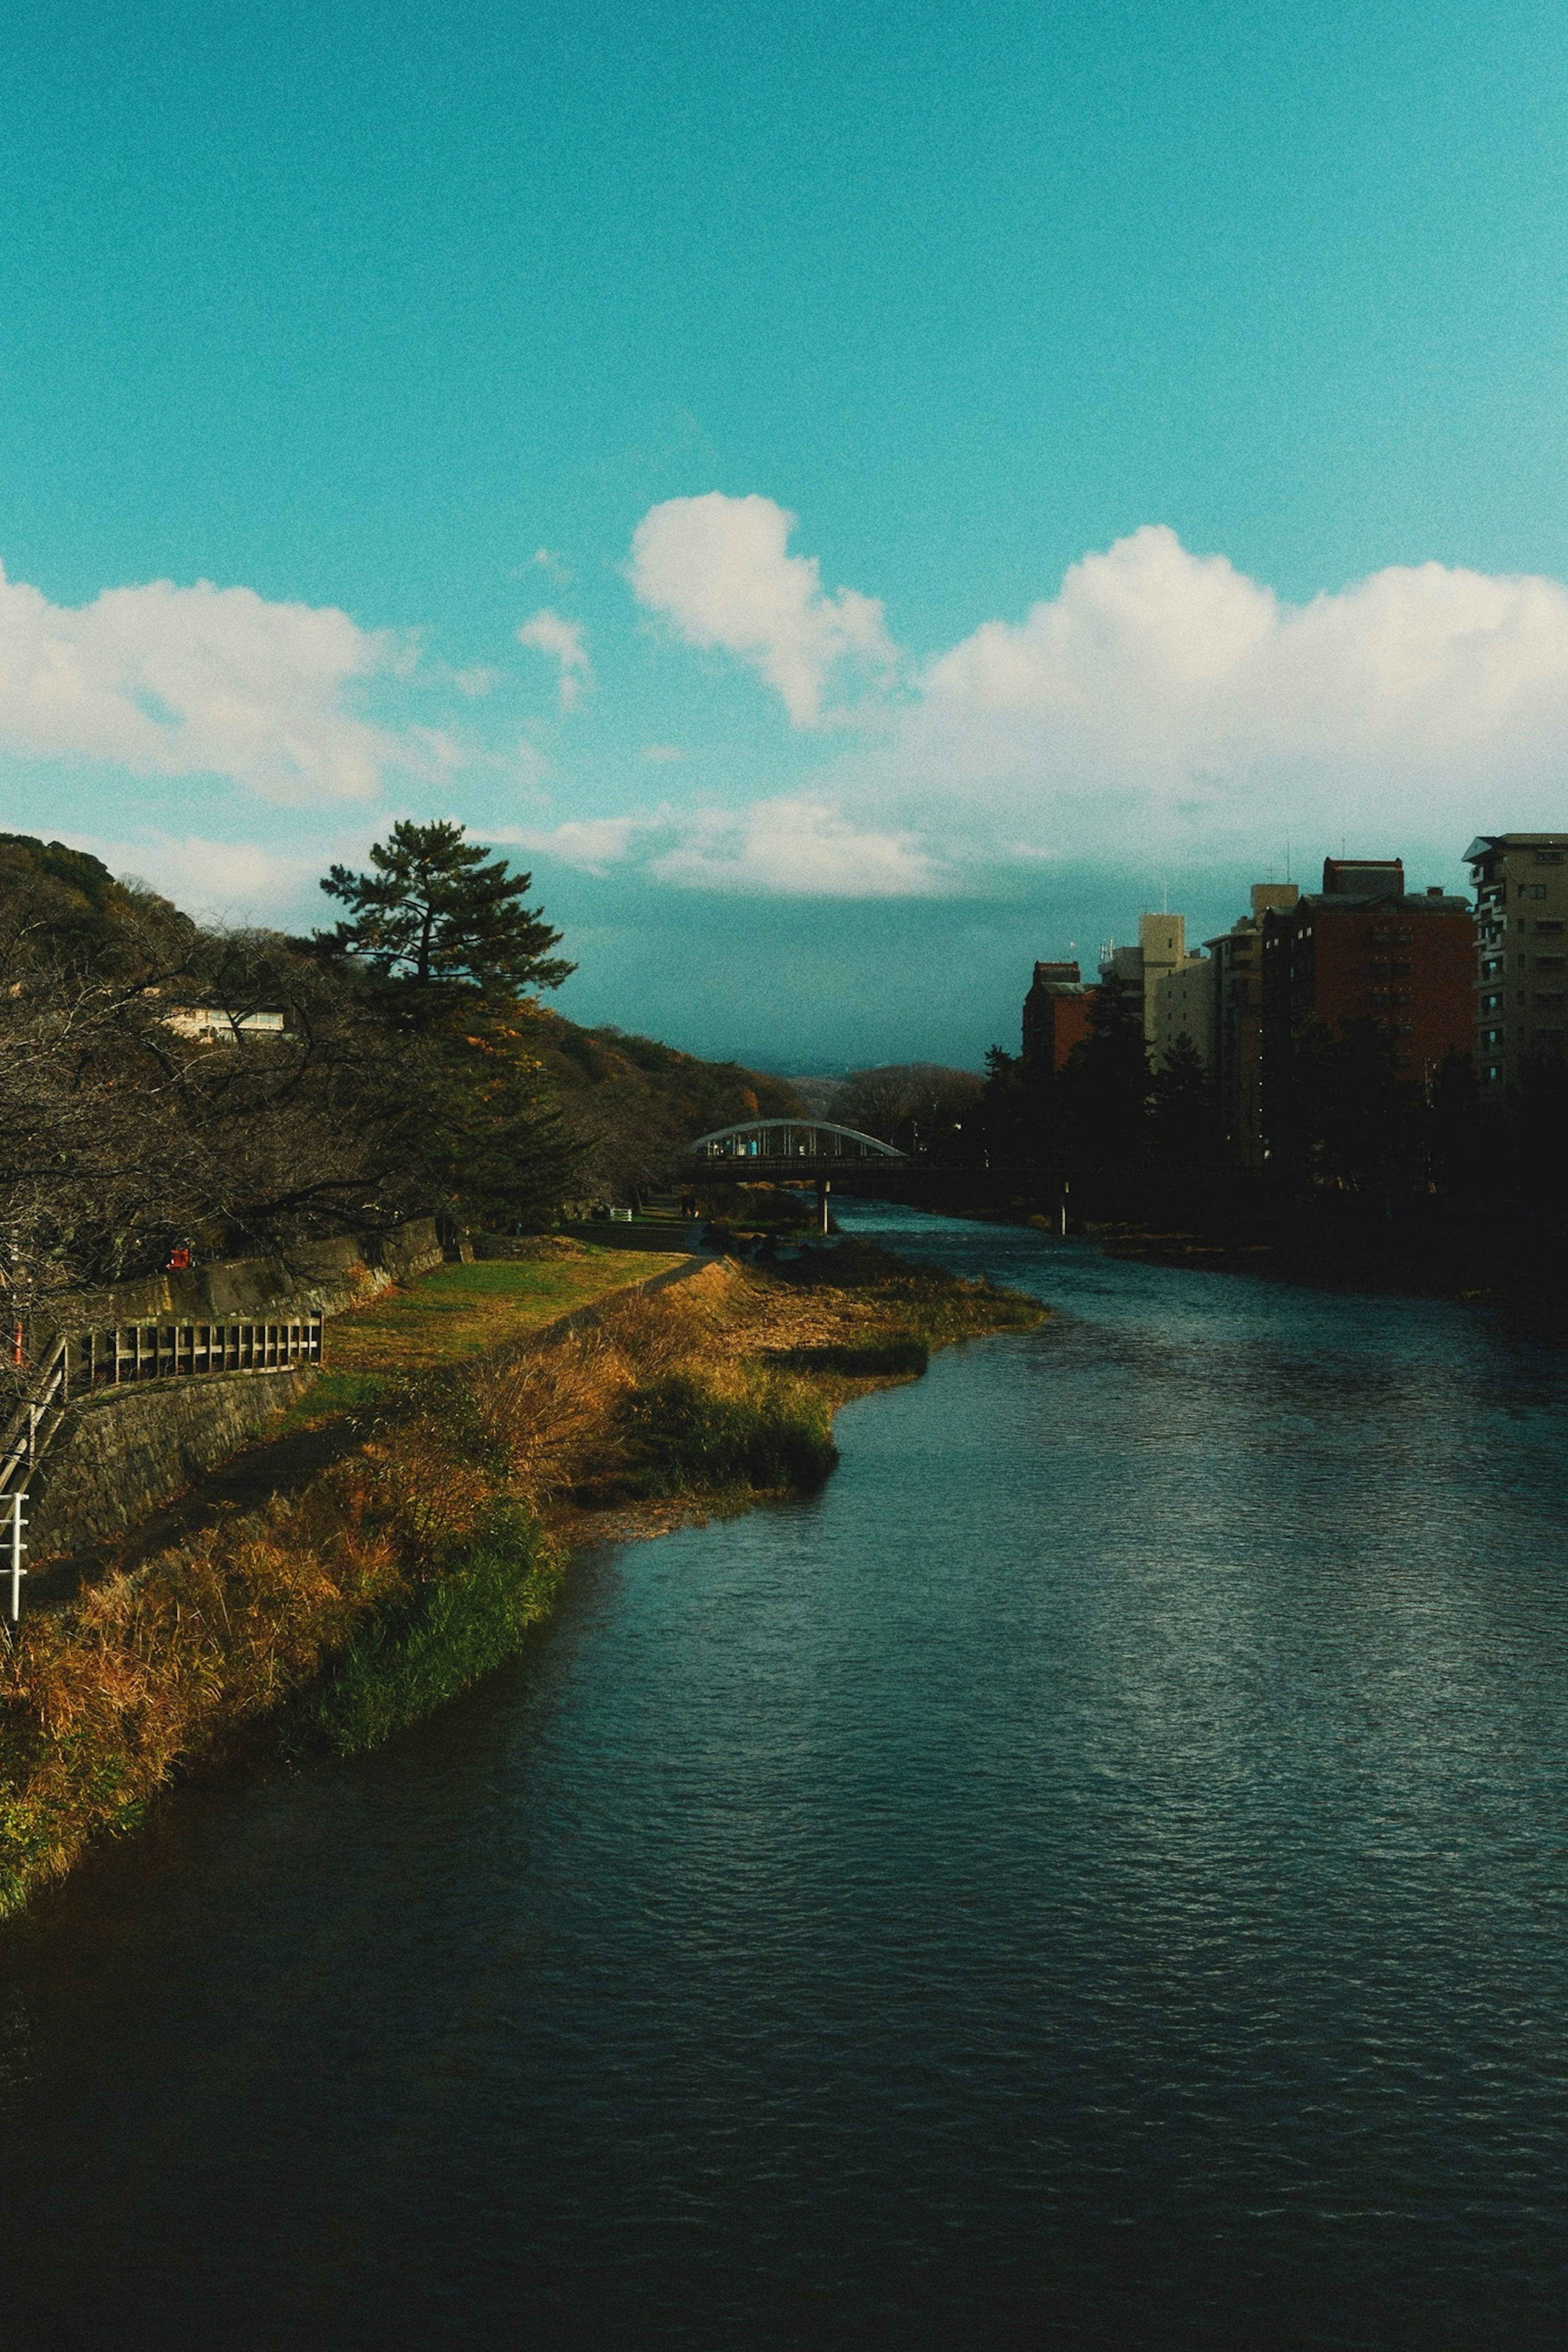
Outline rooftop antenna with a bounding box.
[1162,877,1168,913]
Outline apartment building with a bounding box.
[1205,884,1301,1167]
[1464,834,1568,1089]
[1022,960,1096,1082]
[1259,858,1473,1159]
[1099,913,1210,1067]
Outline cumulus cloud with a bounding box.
[518,609,591,710]
[628,492,896,726]
[504,815,645,875]
[618,507,1568,889]
[74,833,330,920]
[882,525,1568,865]
[0,563,411,800]
[509,797,934,897]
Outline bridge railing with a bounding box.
[686,1119,904,1164]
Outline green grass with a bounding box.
[328,1252,675,1372]
[303,1503,564,1755]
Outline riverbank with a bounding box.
[0,1240,1040,1913]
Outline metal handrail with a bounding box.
[0,1313,325,1615]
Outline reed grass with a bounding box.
[607,1369,837,1500]
[0,1247,1040,1913]
[302,1501,563,1755]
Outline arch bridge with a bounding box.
[684,1118,906,1180]
[684,1119,908,1232]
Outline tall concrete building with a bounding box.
[1206,884,1301,1168]
[1464,834,1568,1089]
[1099,913,1210,1068]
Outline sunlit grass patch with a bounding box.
[324,1250,675,1375]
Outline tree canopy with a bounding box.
[318,820,574,1007]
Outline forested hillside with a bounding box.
[0,827,797,1307]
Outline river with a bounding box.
[3,1207,1568,2350]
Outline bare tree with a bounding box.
[826,1064,983,1154]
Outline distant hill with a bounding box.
[528,1011,804,1198]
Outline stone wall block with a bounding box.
[28,1368,318,1560]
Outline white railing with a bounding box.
[0,1312,324,1621]
[2,1491,24,1624]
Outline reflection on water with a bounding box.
[3,1209,1567,2349]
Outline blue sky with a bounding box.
[4,0,1568,1068]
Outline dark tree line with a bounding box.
[826,1064,983,1156]
[976,963,1568,1267]
[977,977,1216,1167]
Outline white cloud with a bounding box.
[628,492,896,727]
[648,798,932,895]
[835,524,1568,875]
[618,507,1568,888]
[0,563,413,800]
[509,797,934,896]
[641,742,684,763]
[504,815,646,875]
[73,833,329,920]
[518,608,591,710]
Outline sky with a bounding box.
[4,0,1568,1070]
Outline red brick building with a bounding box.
[1022,961,1097,1083]
[1258,858,1474,1158]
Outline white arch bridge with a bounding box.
[683,1120,911,1229]
[684,1118,906,1179]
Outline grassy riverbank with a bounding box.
[0,1242,1041,1913]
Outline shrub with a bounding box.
[303,1502,563,1755]
[610,1370,837,1499]
[773,1338,929,1379]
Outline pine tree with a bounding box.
[1055,975,1150,1159]
[317,822,581,1227]
[318,820,574,1011]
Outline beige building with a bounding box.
[1465,834,1568,1089]
[1100,913,1212,1068]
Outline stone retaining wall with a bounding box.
[39,1218,443,1338]
[25,1249,727,1569]
[28,1366,318,1561]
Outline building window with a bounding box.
[1529,884,1549,898]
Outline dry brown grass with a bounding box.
[0,1250,1041,1911]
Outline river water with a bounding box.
[4,1208,1568,2350]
